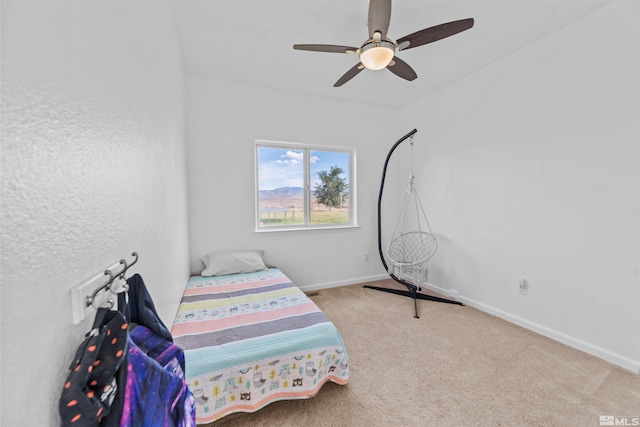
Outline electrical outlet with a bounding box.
[518,279,528,295]
[365,253,370,262]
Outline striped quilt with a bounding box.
[171,268,349,424]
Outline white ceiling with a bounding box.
[171,0,612,109]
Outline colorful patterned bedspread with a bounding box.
[171,268,349,424]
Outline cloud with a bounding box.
[275,150,304,165]
[285,150,303,160]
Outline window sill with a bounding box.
[254,224,360,233]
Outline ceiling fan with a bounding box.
[293,0,474,87]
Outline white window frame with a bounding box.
[254,139,357,232]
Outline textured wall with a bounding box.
[1,2,189,425]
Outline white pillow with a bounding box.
[200,250,267,276]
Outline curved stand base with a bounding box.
[363,284,463,319]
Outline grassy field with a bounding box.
[258,209,349,226]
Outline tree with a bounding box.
[314,166,348,210]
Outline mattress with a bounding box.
[171,268,349,424]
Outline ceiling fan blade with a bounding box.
[387,57,417,81]
[368,0,391,39]
[334,63,364,87]
[293,44,358,54]
[397,18,474,51]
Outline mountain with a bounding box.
[259,187,304,199]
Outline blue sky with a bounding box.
[257,147,349,191]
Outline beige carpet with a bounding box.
[206,279,640,426]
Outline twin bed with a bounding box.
[170,252,349,424]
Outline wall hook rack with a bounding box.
[70,252,138,324]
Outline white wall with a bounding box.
[185,0,639,373]
[399,0,639,372]
[186,76,397,288]
[1,2,190,425]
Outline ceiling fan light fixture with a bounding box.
[359,40,395,70]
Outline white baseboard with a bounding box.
[299,273,390,292]
[301,276,640,374]
[421,282,640,375]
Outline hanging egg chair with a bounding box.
[364,129,462,318]
[387,170,437,287]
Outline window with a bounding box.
[255,140,356,231]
